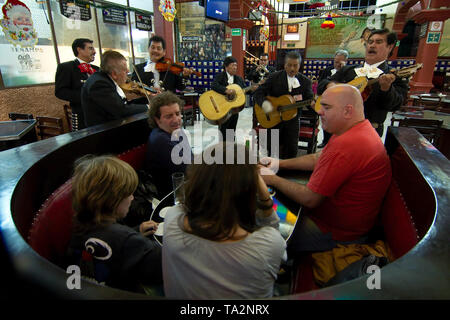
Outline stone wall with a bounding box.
[0,85,70,132]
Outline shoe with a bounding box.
[317,142,327,148]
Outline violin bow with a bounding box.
[131,63,152,104]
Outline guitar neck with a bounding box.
[279,99,313,112]
[366,64,421,86]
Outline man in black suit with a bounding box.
[81,50,148,127]
[317,28,408,137]
[246,53,276,85]
[246,53,276,129]
[253,51,314,159]
[131,35,190,94]
[211,56,247,141]
[55,38,99,130]
[317,49,348,148]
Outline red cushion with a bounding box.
[28,179,74,265]
[381,180,419,259]
[299,127,319,139]
[290,254,319,294]
[117,143,147,170]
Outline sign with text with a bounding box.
[59,0,92,21]
[102,8,127,25]
[231,28,241,36]
[135,12,152,31]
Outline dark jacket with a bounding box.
[131,61,185,93]
[246,65,276,84]
[146,128,192,199]
[66,223,162,292]
[253,70,314,107]
[81,71,148,127]
[317,66,334,83]
[55,59,99,128]
[317,62,408,124]
[211,71,246,94]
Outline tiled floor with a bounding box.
[184,106,393,156]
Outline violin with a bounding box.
[120,79,159,97]
[155,58,202,78]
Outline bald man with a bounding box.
[260,84,392,255]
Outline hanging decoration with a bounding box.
[321,14,335,29]
[159,0,176,22]
[259,26,269,41]
[307,0,326,9]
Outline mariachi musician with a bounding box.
[253,51,313,159]
[55,38,99,130]
[131,35,193,94]
[211,56,247,141]
[317,28,408,137]
[246,52,276,86]
[245,52,276,129]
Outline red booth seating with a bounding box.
[27,143,148,266]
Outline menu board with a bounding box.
[59,0,92,21]
[135,13,152,31]
[102,8,127,25]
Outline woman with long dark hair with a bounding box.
[162,142,286,299]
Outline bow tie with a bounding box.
[78,63,96,75]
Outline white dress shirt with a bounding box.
[287,75,300,92]
[226,72,234,85]
[354,60,385,79]
[144,60,160,88]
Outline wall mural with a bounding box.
[306,17,385,59]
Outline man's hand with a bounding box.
[261,100,273,114]
[379,73,396,91]
[182,67,194,77]
[258,156,280,186]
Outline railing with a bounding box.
[0,116,449,299]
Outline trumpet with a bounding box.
[244,50,270,78]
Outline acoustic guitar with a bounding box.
[314,63,423,112]
[254,95,313,128]
[199,83,258,125]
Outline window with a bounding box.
[0,0,58,87]
[51,0,100,66]
[130,11,153,65]
[96,6,132,68]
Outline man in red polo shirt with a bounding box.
[260,84,391,256]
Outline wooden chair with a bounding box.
[35,116,64,140]
[63,104,73,132]
[298,107,319,154]
[417,96,442,110]
[395,118,443,146]
[8,112,33,120]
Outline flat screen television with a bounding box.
[205,0,229,23]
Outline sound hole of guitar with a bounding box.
[226,92,236,102]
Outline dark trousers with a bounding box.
[265,114,300,159]
[219,113,239,141]
[287,215,368,259]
